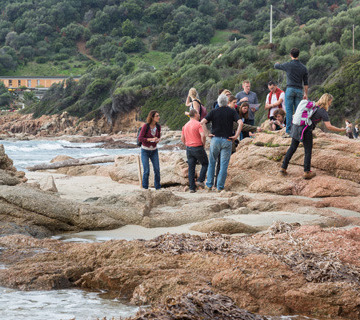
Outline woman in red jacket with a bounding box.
[138,110,161,190]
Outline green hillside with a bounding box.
[1,0,360,128]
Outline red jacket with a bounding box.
[138,123,161,148]
[267,88,283,118]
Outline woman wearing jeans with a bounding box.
[138,110,161,190]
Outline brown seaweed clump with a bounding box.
[129,289,268,320]
[145,232,262,256]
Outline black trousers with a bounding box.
[186,146,208,191]
[282,128,313,172]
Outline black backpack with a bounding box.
[136,123,160,147]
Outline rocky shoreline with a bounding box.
[1,124,360,319]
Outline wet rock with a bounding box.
[0,144,26,185]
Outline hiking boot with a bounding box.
[205,186,212,192]
[303,171,316,180]
[282,133,291,138]
[279,168,287,176]
[189,189,196,193]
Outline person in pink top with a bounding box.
[181,109,208,193]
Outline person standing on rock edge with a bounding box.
[181,109,208,193]
[138,110,161,190]
[274,48,309,135]
[200,94,243,192]
[280,93,346,180]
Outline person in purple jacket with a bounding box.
[138,110,161,190]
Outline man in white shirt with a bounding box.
[265,80,285,121]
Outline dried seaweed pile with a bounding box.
[280,251,360,284]
[129,289,268,320]
[145,232,262,256]
[146,229,360,286]
[268,221,301,236]
[265,223,360,285]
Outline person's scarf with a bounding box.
[268,87,283,118]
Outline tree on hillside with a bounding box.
[0,83,12,108]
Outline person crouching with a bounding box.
[181,109,208,193]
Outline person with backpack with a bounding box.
[185,88,208,120]
[137,110,161,190]
[280,93,346,180]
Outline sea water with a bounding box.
[1,139,141,320]
[1,139,140,171]
[0,286,138,320]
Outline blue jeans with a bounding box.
[285,87,303,133]
[141,148,161,189]
[206,137,232,191]
[186,146,208,191]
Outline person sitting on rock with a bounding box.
[271,109,286,131]
[280,93,346,180]
[238,102,256,140]
[181,109,208,193]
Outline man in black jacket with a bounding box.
[274,48,308,134]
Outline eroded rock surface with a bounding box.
[1,227,360,319]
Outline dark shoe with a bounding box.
[279,168,287,176]
[303,171,316,180]
[189,189,196,193]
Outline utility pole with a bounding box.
[270,5,273,44]
[353,24,355,54]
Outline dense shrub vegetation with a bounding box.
[1,0,359,128]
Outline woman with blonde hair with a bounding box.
[185,88,201,116]
[280,93,345,179]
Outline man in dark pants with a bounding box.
[274,47,309,135]
[181,109,208,193]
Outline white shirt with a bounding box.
[266,91,285,118]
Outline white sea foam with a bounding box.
[0,287,138,320]
[1,139,140,171]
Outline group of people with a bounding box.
[137,47,349,192]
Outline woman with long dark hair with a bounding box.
[138,110,161,189]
